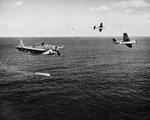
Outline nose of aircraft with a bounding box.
[56,50,61,56]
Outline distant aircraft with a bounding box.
[93,22,103,32]
[112,33,137,48]
[16,40,64,56]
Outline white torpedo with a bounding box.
[35,72,50,77]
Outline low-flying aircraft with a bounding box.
[16,40,64,56]
[112,33,137,48]
[93,22,103,32]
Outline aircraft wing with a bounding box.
[125,44,132,48]
[99,29,102,32]
[57,45,64,49]
[100,22,103,27]
[16,46,46,54]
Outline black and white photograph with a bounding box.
[0,0,150,120]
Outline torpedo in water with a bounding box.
[35,72,50,76]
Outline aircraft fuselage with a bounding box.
[119,40,137,45]
[16,44,58,55]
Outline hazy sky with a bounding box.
[0,0,150,36]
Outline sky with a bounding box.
[0,0,150,37]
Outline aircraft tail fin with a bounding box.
[136,40,137,44]
[93,26,96,30]
[18,39,25,47]
[123,33,130,42]
[100,23,103,27]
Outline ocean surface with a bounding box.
[0,37,150,120]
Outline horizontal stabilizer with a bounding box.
[112,38,118,44]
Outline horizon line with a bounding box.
[0,35,150,38]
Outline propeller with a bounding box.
[56,50,61,56]
[53,46,61,56]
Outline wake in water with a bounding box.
[12,71,50,77]
[0,63,50,77]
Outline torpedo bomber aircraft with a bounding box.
[112,33,137,48]
[93,22,104,32]
[16,40,64,56]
